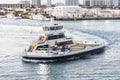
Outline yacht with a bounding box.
[0,15,6,18]
[30,14,50,21]
[22,24,105,62]
[6,13,21,19]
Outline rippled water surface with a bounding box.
[0,18,120,80]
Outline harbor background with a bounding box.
[1,0,120,20]
[0,18,120,79]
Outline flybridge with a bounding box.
[43,24,63,31]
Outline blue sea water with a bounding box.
[0,18,120,80]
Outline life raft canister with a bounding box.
[28,43,36,52]
[39,34,45,41]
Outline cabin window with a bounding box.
[57,40,73,46]
[59,34,64,38]
[58,26,63,30]
[47,34,65,40]
[43,26,63,31]
[36,45,49,50]
[50,27,55,30]
[45,27,49,31]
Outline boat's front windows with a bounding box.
[43,26,63,31]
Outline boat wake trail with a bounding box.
[65,29,108,44]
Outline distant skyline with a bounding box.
[0,0,83,4]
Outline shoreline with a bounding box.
[55,17,120,21]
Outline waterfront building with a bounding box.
[31,0,41,7]
[0,4,30,9]
[44,7,53,16]
[47,0,52,7]
[65,0,79,6]
[83,0,92,6]
[98,10,112,17]
[118,0,120,6]
[83,0,119,8]
[51,6,82,19]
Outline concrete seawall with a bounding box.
[55,17,120,21]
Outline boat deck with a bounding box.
[23,43,104,58]
[70,44,86,51]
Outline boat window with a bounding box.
[36,45,49,50]
[57,40,73,46]
[67,40,73,44]
[58,26,63,30]
[59,34,64,38]
[44,27,49,31]
[50,27,55,30]
[47,34,65,40]
[43,26,63,31]
[43,27,49,31]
